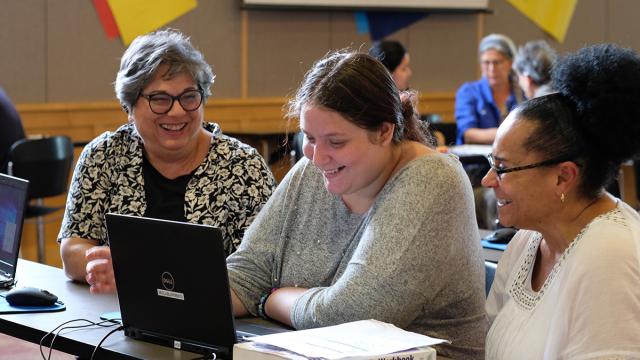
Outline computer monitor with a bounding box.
[0,173,29,288]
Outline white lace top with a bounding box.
[486,201,640,360]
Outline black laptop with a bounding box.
[0,173,28,288]
[105,213,284,358]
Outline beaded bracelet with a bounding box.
[257,289,276,319]
[257,292,269,319]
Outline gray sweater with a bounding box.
[228,154,487,359]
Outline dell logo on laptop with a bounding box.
[161,272,175,290]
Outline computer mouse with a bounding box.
[5,287,58,307]
[483,227,518,244]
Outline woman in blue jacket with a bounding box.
[455,34,520,145]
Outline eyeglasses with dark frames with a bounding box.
[139,89,204,115]
[487,153,576,180]
[480,59,506,68]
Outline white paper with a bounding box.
[449,144,492,157]
[243,343,308,359]
[249,319,447,359]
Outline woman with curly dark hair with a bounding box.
[483,44,640,358]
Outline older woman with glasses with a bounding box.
[455,33,520,145]
[454,33,521,229]
[483,44,640,358]
[59,29,276,293]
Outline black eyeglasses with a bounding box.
[487,153,574,180]
[139,89,204,115]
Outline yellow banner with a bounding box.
[107,0,197,45]
[507,0,577,43]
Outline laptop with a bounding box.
[105,213,284,358]
[0,173,28,288]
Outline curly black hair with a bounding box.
[514,43,640,199]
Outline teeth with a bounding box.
[497,199,512,207]
[160,123,186,131]
[324,166,343,175]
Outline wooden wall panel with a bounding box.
[608,0,640,49]
[409,13,478,92]
[247,10,331,97]
[327,12,370,50]
[556,0,607,54]
[0,0,46,103]
[47,0,124,103]
[170,0,242,99]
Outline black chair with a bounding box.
[485,261,498,296]
[291,131,304,164]
[8,136,74,263]
[421,114,458,147]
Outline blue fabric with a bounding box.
[454,78,518,144]
[354,12,369,33]
[366,12,428,41]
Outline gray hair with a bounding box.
[478,33,517,60]
[115,29,215,113]
[513,40,557,85]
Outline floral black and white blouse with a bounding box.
[58,122,276,255]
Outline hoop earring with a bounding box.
[560,193,566,203]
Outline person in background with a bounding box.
[454,33,520,229]
[0,88,25,174]
[483,44,640,358]
[369,40,450,149]
[227,50,487,359]
[455,33,520,145]
[513,40,557,99]
[59,29,276,293]
[368,40,413,91]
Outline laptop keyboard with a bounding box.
[0,273,14,288]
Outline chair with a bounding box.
[421,114,457,146]
[291,131,304,164]
[8,136,74,263]
[485,261,498,296]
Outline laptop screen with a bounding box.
[0,173,28,285]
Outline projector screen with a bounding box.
[242,0,489,11]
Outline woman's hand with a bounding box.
[85,246,117,294]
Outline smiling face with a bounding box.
[481,112,560,229]
[481,49,512,89]
[392,54,412,91]
[300,104,394,204]
[130,64,205,160]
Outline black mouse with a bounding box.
[483,227,517,244]
[5,287,58,307]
